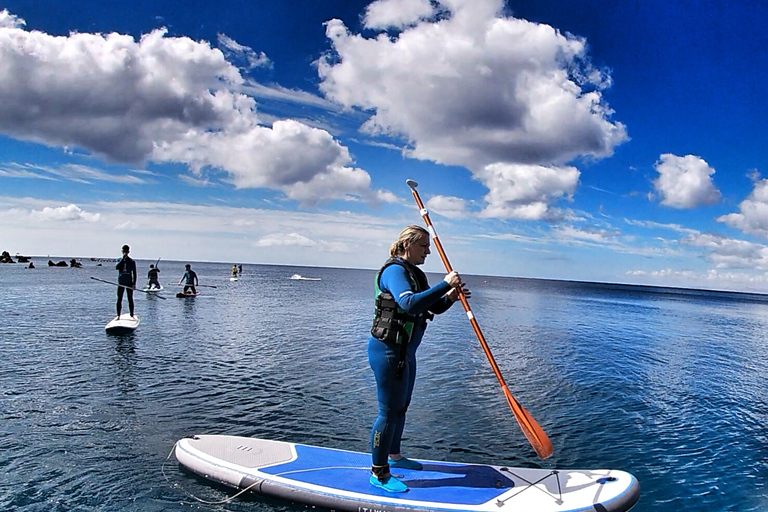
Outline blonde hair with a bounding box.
[390,225,429,257]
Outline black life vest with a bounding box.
[370,258,433,345]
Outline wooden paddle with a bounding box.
[406,179,553,459]
[90,276,167,299]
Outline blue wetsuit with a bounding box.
[369,260,454,467]
[181,269,198,294]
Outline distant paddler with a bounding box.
[178,264,199,295]
[147,261,161,290]
[115,244,137,318]
[231,264,238,278]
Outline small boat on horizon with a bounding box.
[290,274,321,281]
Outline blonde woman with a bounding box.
[368,225,470,492]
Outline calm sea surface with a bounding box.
[1,260,767,511]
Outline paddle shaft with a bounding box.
[175,283,217,288]
[406,180,553,459]
[90,276,167,299]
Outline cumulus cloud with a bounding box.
[717,176,768,238]
[254,232,348,252]
[476,163,579,219]
[363,0,436,29]
[0,12,387,205]
[426,194,468,219]
[0,9,23,28]
[318,0,626,219]
[653,154,721,209]
[28,204,101,222]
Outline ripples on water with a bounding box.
[1,263,767,511]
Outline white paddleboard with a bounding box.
[230,277,238,281]
[105,314,140,334]
[174,435,640,512]
[142,284,164,292]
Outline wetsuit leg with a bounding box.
[368,337,412,467]
[116,286,124,316]
[389,351,417,456]
[127,288,134,316]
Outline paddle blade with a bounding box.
[503,385,553,459]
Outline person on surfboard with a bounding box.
[147,263,161,289]
[367,225,470,493]
[178,264,198,294]
[231,264,238,278]
[115,244,137,318]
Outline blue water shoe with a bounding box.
[370,474,408,493]
[388,457,423,470]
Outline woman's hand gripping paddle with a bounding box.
[406,179,553,459]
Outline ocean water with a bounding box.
[1,260,767,512]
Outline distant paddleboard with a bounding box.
[176,291,200,298]
[174,435,640,512]
[230,277,238,281]
[142,284,164,292]
[105,314,140,334]
[290,274,321,281]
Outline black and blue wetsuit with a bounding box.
[147,267,160,289]
[181,269,198,294]
[368,258,454,469]
[116,256,137,317]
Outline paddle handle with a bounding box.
[407,180,553,459]
[90,276,167,299]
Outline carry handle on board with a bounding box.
[406,179,553,459]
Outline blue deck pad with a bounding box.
[261,445,515,505]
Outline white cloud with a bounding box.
[0,9,24,29]
[718,176,768,239]
[681,231,768,270]
[217,33,271,70]
[322,5,623,155]
[318,0,625,218]
[476,162,579,219]
[27,204,101,222]
[652,154,721,209]
[256,232,316,247]
[0,15,387,205]
[426,194,468,219]
[626,268,768,292]
[363,0,436,29]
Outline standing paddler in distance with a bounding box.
[367,225,471,493]
[115,244,137,318]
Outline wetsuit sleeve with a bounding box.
[428,296,454,315]
[380,264,451,315]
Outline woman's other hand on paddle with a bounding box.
[446,283,470,302]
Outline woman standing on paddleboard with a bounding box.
[115,244,137,318]
[368,225,470,493]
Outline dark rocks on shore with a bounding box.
[1,251,15,263]
[48,259,68,267]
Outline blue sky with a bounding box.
[2,0,768,292]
